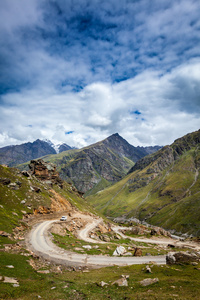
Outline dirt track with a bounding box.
[26,212,200,268]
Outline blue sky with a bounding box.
[0,0,200,148]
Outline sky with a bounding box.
[0,0,200,148]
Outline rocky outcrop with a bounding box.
[29,159,63,187]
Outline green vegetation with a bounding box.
[0,250,200,299]
[52,230,170,257]
[87,145,200,236]
[0,165,95,234]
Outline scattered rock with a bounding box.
[21,200,26,204]
[75,247,83,251]
[132,226,146,235]
[168,244,175,248]
[122,275,129,279]
[82,245,92,250]
[3,277,19,284]
[114,234,121,240]
[8,183,19,190]
[112,277,128,287]
[166,253,176,265]
[6,265,14,268]
[56,266,62,273]
[0,178,11,185]
[151,227,171,237]
[93,245,99,249]
[0,231,11,237]
[37,270,50,274]
[30,186,41,193]
[145,265,152,273]
[22,170,31,177]
[134,248,142,257]
[51,286,56,290]
[167,251,200,265]
[124,252,132,256]
[113,246,126,256]
[140,278,159,287]
[128,246,135,251]
[98,224,108,234]
[100,234,110,242]
[34,206,51,215]
[99,281,109,287]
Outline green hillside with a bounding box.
[0,164,94,234]
[87,130,200,236]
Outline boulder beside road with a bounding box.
[166,251,200,265]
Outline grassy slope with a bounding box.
[1,166,200,299]
[0,165,95,233]
[1,251,200,299]
[87,147,200,236]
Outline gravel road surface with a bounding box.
[28,219,166,268]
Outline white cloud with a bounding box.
[0,59,199,148]
[0,0,200,149]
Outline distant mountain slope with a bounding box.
[87,129,200,236]
[0,139,73,167]
[43,133,160,195]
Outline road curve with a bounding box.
[27,219,166,268]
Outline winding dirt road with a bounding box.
[27,218,166,268]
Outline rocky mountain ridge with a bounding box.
[48,133,161,195]
[128,129,200,175]
[0,139,73,167]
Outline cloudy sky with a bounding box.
[0,0,200,148]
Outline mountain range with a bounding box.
[0,129,200,237]
[0,134,161,195]
[87,129,200,236]
[36,133,161,195]
[0,139,74,167]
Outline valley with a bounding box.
[87,129,200,237]
[0,130,200,299]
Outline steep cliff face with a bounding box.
[88,129,200,236]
